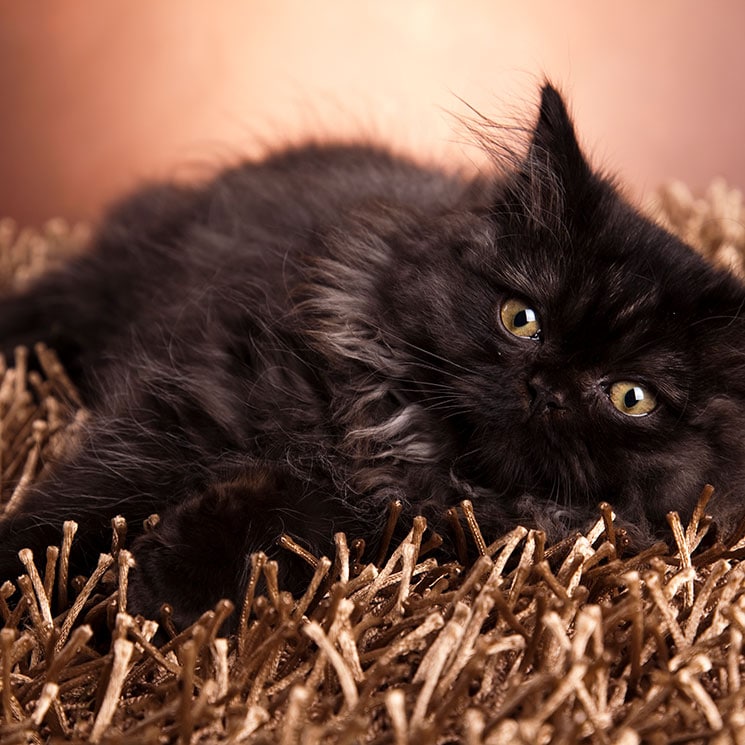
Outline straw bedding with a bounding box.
[0,180,744,744]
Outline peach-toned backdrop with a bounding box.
[1,1,743,227]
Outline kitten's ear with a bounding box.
[505,84,594,228]
[528,84,591,184]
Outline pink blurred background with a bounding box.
[1,1,744,227]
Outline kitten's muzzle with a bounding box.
[527,374,569,416]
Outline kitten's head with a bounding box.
[311,85,745,545]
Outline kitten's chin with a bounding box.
[514,491,665,551]
[513,493,592,542]
[524,406,576,446]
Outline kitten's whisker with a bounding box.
[394,382,454,393]
[376,327,480,377]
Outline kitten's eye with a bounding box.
[500,298,541,340]
[608,381,657,417]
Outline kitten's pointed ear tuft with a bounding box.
[528,83,590,185]
[499,83,595,231]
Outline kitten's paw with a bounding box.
[125,527,239,632]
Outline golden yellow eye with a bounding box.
[609,381,657,417]
[500,298,541,340]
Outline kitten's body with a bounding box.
[2,86,745,626]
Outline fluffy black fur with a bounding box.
[2,85,745,626]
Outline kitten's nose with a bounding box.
[527,374,568,414]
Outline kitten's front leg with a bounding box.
[126,467,344,629]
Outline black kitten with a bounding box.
[2,85,745,626]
